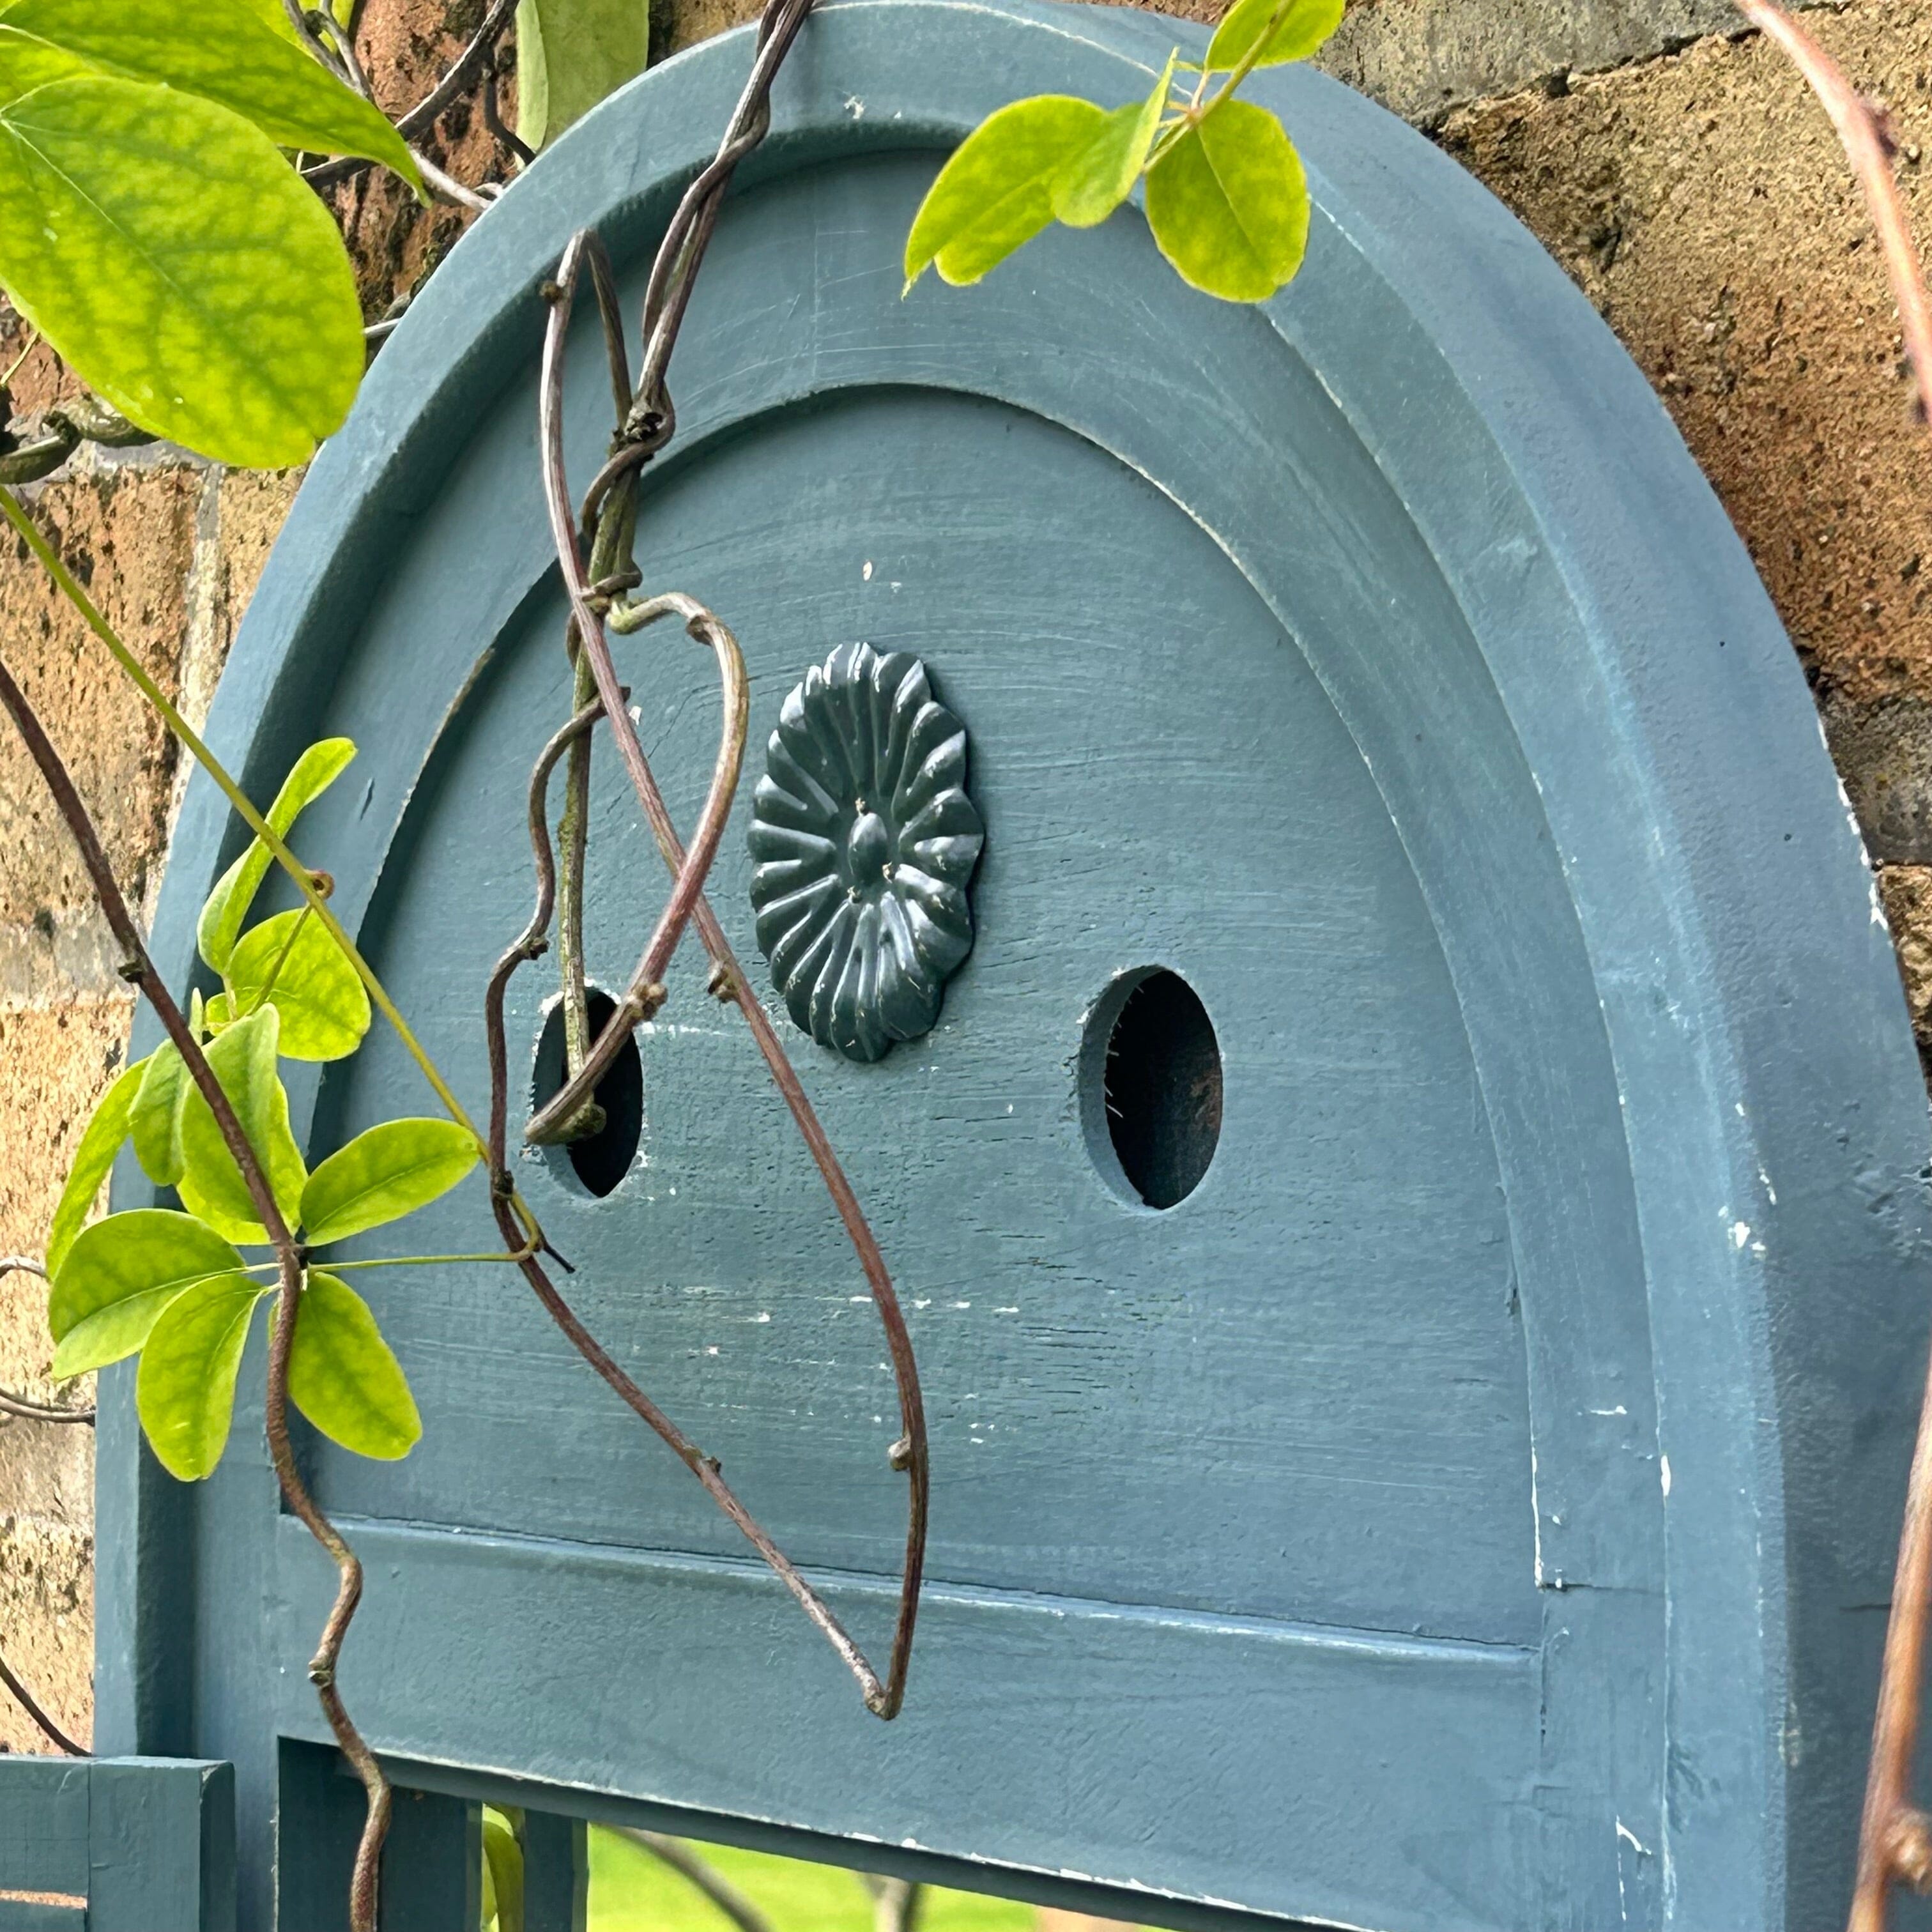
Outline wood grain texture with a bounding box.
[96,4,1932,1928]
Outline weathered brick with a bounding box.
[0,1515,91,1756]
[1881,864,1932,1060]
[0,999,132,1400]
[0,470,199,930]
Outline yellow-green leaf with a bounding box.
[231,0,303,41]
[229,910,371,1062]
[905,95,1108,291]
[177,1008,307,1245]
[48,1208,245,1377]
[286,1271,420,1459]
[514,0,650,151]
[1052,54,1176,230]
[0,75,365,466]
[130,1040,192,1186]
[198,738,356,973]
[45,1054,144,1276]
[481,1809,524,1932]
[1143,100,1309,301]
[136,1271,269,1478]
[1205,0,1344,72]
[0,0,421,185]
[300,1119,479,1245]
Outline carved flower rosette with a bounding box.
[748,643,984,1062]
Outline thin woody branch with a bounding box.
[1728,6,1932,1928]
[1737,0,1932,418]
[0,1643,84,1756]
[0,1257,93,1423]
[0,647,391,1932]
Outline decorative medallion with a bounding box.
[748,643,984,1063]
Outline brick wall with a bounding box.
[3,0,1929,1752]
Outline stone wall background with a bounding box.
[3,0,1930,1752]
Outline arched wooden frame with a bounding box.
[96,5,1931,1928]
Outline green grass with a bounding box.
[586,1829,1038,1932]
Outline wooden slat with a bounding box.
[0,1759,88,1899]
[0,1757,233,1932]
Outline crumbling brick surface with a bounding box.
[0,472,198,933]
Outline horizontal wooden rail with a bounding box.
[0,1756,233,1932]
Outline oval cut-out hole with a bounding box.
[1082,968,1222,1209]
[531,988,643,1198]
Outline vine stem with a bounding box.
[0,652,390,1929]
[0,1256,93,1423]
[1736,0,1932,421]
[530,194,928,1714]
[1721,7,1932,1927]
[0,486,482,1155]
[0,1643,84,1756]
[482,701,915,1713]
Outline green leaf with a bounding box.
[231,0,303,41]
[203,993,233,1032]
[177,1008,307,1245]
[130,1041,191,1186]
[48,1208,247,1377]
[1053,54,1176,229]
[514,0,650,151]
[1143,100,1310,301]
[0,0,422,185]
[136,1271,270,1478]
[286,1271,420,1460]
[481,1809,524,1932]
[228,911,371,1062]
[905,95,1109,290]
[198,738,356,974]
[300,1119,479,1245]
[45,1054,144,1276]
[0,76,364,467]
[1205,0,1344,72]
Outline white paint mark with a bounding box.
[1587,1405,1628,1417]
[1529,1445,1544,1586]
[1731,1220,1751,1250]
[844,94,865,118]
[753,1312,770,1324]
[862,559,873,580]
[953,1300,971,1309]
[705,1346,719,1357]
[994,1306,1019,1314]
[1616,1819,1650,1857]
[1660,1455,1673,1498]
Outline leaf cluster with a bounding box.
[0,0,424,467]
[903,0,1341,302]
[43,740,481,1480]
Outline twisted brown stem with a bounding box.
[0,646,389,1929]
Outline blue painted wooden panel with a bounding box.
[96,3,1932,1928]
[0,1756,234,1932]
[310,380,1539,1646]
